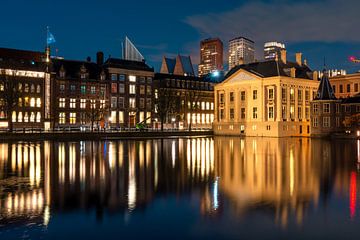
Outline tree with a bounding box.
[86,107,105,132]
[343,113,360,128]
[186,90,202,131]
[155,88,178,131]
[0,69,19,132]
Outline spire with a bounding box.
[314,68,336,100]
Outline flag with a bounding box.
[47,30,56,45]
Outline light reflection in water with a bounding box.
[0,137,358,234]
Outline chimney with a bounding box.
[290,67,296,78]
[296,52,302,65]
[96,51,104,65]
[313,71,318,80]
[280,49,287,64]
[304,59,308,66]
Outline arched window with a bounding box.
[18,112,23,122]
[36,112,41,122]
[36,85,41,93]
[12,111,17,123]
[30,84,35,93]
[24,112,29,122]
[30,112,35,122]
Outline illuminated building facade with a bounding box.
[154,73,214,129]
[52,57,108,129]
[198,38,223,76]
[228,37,254,70]
[330,72,360,98]
[0,48,48,130]
[104,58,154,128]
[264,41,285,61]
[214,51,319,137]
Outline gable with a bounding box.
[222,69,261,85]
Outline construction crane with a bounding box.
[135,116,152,131]
[349,56,360,63]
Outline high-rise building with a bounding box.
[264,42,286,61]
[198,38,223,76]
[228,37,254,70]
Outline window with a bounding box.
[129,84,136,94]
[313,117,318,127]
[70,85,76,92]
[252,107,258,119]
[119,84,125,93]
[323,116,330,127]
[30,112,35,122]
[81,85,86,94]
[18,98,22,107]
[146,86,152,95]
[111,83,117,93]
[298,89,302,102]
[129,98,136,108]
[18,83,22,92]
[36,85,41,93]
[241,108,245,119]
[305,90,310,101]
[210,103,214,110]
[111,74,117,81]
[241,91,246,101]
[140,85,145,95]
[347,84,351,93]
[0,83,4,91]
[229,108,234,120]
[119,111,124,123]
[268,88,274,100]
[140,98,145,108]
[81,73,86,79]
[282,88,287,101]
[24,112,29,122]
[146,99,151,109]
[305,107,310,119]
[323,103,330,113]
[140,77,146,84]
[36,98,41,108]
[282,105,287,120]
[253,90,257,100]
[336,104,340,113]
[355,83,359,92]
[290,105,295,120]
[80,99,86,108]
[30,84,35,93]
[70,98,76,108]
[110,111,116,123]
[313,104,319,114]
[90,100,96,109]
[119,74,125,81]
[268,107,274,119]
[219,93,224,104]
[59,98,65,108]
[290,88,295,101]
[100,100,105,109]
[220,109,224,120]
[100,86,106,97]
[91,86,96,94]
[17,112,22,122]
[36,112,41,123]
[30,98,35,107]
[332,85,336,93]
[230,92,234,102]
[70,113,76,124]
[59,84,65,92]
[340,84,343,93]
[59,112,65,124]
[119,97,124,108]
[111,97,117,108]
[147,77,152,84]
[129,75,136,82]
[336,117,340,127]
[298,107,302,120]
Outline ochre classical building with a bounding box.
[214,51,319,137]
[330,72,360,98]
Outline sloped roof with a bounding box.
[178,55,194,76]
[342,93,360,104]
[52,59,102,80]
[314,69,336,100]
[0,47,46,71]
[225,60,313,80]
[104,58,153,72]
[163,57,176,73]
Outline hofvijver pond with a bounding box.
[0,137,359,239]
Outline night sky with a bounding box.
[1,0,359,73]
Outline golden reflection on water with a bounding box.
[0,138,358,229]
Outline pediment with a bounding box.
[226,71,259,84]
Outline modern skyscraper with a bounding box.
[264,42,286,61]
[228,37,254,70]
[198,38,223,76]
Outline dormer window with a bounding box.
[100,72,106,81]
[59,65,66,78]
[80,64,87,79]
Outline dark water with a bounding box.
[0,137,359,239]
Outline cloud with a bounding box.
[184,0,360,44]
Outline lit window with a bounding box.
[30,112,35,122]
[119,111,124,123]
[17,112,23,122]
[91,86,96,94]
[81,85,86,94]
[119,84,125,94]
[59,98,65,108]
[90,100,96,109]
[36,112,41,122]
[24,112,29,122]
[80,99,86,108]
[140,85,145,95]
[100,100,105,109]
[146,86,152,95]
[129,84,136,94]
[111,97,117,108]
[110,111,116,123]
[36,98,41,108]
[111,83,117,93]
[290,88,295,101]
[30,98,35,107]
[129,75,136,82]
[70,113,76,124]
[70,98,76,108]
[129,98,136,108]
[59,112,65,124]
[36,85,41,93]
[12,111,17,123]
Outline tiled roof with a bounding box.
[52,59,103,80]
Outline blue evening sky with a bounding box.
[0,0,359,73]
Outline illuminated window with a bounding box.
[30,84,35,93]
[111,74,117,81]
[80,99,86,108]
[146,112,151,123]
[111,97,117,108]
[36,98,41,108]
[252,107,258,119]
[18,98,22,107]
[119,111,124,123]
[30,98,35,107]
[70,98,76,108]
[24,112,29,122]
[81,85,86,94]
[59,98,65,108]
[290,88,295,101]
[36,112,41,122]
[91,86,96,94]
[90,100,96,109]
[206,102,210,110]
[24,83,29,92]
[18,83,22,92]
[100,100,105,109]
[298,107,302,119]
[129,75,136,82]
[129,98,136,108]
[129,84,136,94]
[17,112,22,122]
[70,113,76,124]
[0,83,4,91]
[30,112,35,122]
[111,111,116,123]
[111,83,117,93]
[210,102,214,110]
[146,86,152,95]
[12,111,16,123]
[140,85,145,95]
[154,89,158,99]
